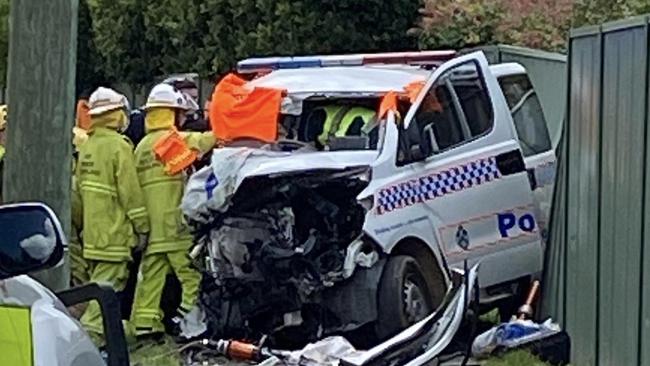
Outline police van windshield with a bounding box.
[279,98,382,152]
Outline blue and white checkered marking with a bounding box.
[376,157,500,215]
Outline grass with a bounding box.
[128,337,244,366]
[485,350,552,366]
[479,308,501,325]
[129,337,182,366]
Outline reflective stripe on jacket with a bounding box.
[317,106,376,145]
[76,126,149,261]
[135,128,214,254]
[335,107,376,138]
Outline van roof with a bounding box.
[247,66,430,96]
[243,62,526,115]
[247,63,526,97]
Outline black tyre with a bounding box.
[375,255,441,340]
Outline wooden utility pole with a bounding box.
[4,0,78,291]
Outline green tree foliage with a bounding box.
[85,0,419,84]
[573,0,650,27]
[8,0,650,92]
[142,0,205,76]
[412,0,573,52]
[77,0,111,97]
[86,0,154,85]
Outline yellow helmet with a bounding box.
[0,104,8,131]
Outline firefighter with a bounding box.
[125,75,206,146]
[131,83,215,339]
[71,97,91,287]
[71,126,90,287]
[76,87,150,342]
[162,74,208,132]
[308,105,377,147]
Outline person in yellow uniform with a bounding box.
[71,100,91,287]
[131,83,215,339]
[76,87,150,342]
[71,126,90,287]
[313,105,376,147]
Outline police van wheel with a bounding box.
[375,255,436,340]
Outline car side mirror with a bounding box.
[0,202,65,280]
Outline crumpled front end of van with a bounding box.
[183,147,386,343]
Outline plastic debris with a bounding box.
[471,318,561,358]
[257,336,364,366]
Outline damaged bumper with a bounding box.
[183,147,382,340]
[240,264,479,366]
[343,265,477,366]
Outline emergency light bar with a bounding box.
[237,51,457,74]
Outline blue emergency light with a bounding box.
[237,51,456,74]
[277,56,321,69]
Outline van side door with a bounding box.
[498,73,557,245]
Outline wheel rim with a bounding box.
[403,273,431,323]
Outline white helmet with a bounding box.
[88,87,130,116]
[145,83,198,111]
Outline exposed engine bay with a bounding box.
[191,168,381,345]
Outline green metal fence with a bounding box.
[476,45,567,149]
[546,15,650,366]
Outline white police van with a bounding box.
[184,50,556,342]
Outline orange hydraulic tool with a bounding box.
[216,339,263,362]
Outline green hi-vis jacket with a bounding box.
[317,106,376,145]
[135,128,215,254]
[75,126,150,262]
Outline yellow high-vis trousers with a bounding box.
[69,240,90,286]
[131,250,200,335]
[80,261,129,337]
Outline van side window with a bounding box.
[498,74,552,157]
[398,61,493,165]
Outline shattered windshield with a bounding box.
[273,99,382,152]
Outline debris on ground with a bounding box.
[192,265,479,366]
[471,318,561,358]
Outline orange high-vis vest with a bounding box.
[153,130,197,175]
[76,99,92,130]
[209,73,284,142]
